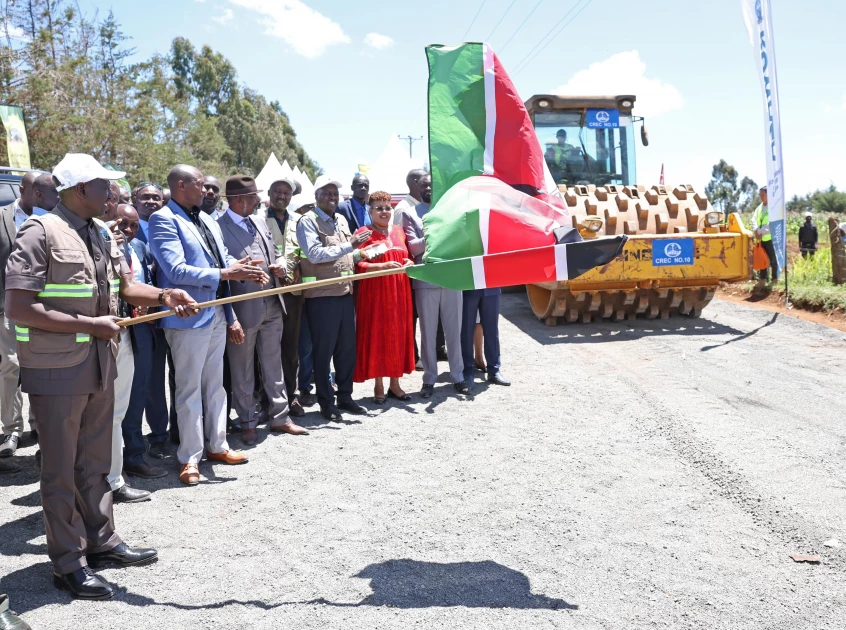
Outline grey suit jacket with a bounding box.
[218,211,285,329]
[0,203,17,314]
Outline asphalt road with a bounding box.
[1,294,845,629]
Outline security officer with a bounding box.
[752,186,778,284]
[5,153,197,600]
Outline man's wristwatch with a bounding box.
[157,289,171,305]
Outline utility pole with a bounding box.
[398,134,424,159]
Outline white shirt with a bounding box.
[392,194,421,226]
[226,208,255,234]
[12,200,48,232]
[129,245,144,284]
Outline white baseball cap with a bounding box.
[53,153,126,192]
[288,193,315,214]
[313,175,342,192]
[269,177,296,191]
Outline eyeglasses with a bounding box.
[371,205,392,212]
[137,182,163,192]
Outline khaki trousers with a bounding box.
[0,313,24,437]
[416,287,464,386]
[107,329,134,490]
[227,299,289,429]
[30,381,122,574]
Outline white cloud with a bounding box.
[553,50,683,118]
[212,8,234,24]
[1,19,27,40]
[363,32,394,50]
[228,0,350,59]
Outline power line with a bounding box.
[513,0,592,75]
[497,0,544,54]
[462,0,487,40]
[510,0,587,75]
[485,0,517,41]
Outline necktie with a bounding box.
[244,216,257,238]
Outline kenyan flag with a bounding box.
[426,42,548,206]
[405,177,626,291]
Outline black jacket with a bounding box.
[798,223,818,248]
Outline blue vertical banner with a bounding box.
[741,0,786,271]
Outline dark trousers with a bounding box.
[461,290,501,382]
[298,299,313,394]
[122,323,154,467]
[282,292,303,401]
[307,294,355,408]
[31,383,122,574]
[758,239,779,282]
[148,328,177,444]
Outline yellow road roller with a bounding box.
[526,94,753,324]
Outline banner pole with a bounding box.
[117,266,411,327]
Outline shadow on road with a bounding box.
[699,312,779,352]
[2,559,575,614]
[320,559,577,610]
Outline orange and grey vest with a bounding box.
[16,211,121,369]
[298,211,354,299]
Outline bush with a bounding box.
[790,247,832,285]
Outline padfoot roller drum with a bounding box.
[527,184,753,325]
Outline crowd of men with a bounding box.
[0,154,510,607]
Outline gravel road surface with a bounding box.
[2,294,845,629]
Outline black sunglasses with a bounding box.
[137,181,163,192]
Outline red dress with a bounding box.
[353,225,416,382]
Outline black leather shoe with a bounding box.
[453,381,470,394]
[487,371,511,386]
[320,405,343,421]
[124,462,168,479]
[0,459,19,475]
[436,346,448,361]
[87,542,158,568]
[289,400,305,417]
[53,567,114,600]
[387,389,412,401]
[148,442,169,459]
[420,384,434,399]
[338,400,367,415]
[113,485,151,503]
[299,392,317,407]
[0,593,31,630]
[0,434,18,457]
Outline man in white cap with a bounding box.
[266,176,309,417]
[798,211,818,259]
[4,153,198,600]
[296,175,371,420]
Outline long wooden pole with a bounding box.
[116,266,412,327]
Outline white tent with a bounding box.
[254,152,287,202]
[364,133,427,194]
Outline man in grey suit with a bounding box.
[218,176,308,444]
[0,171,57,462]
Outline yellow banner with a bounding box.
[0,105,31,170]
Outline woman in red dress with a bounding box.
[352,191,415,403]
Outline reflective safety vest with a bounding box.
[298,211,354,299]
[548,143,575,166]
[753,204,772,242]
[16,211,121,369]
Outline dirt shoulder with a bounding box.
[717,284,846,333]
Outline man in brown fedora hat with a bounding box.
[218,176,308,444]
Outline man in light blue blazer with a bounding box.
[149,164,269,486]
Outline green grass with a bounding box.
[735,248,846,312]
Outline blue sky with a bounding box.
[76,0,844,198]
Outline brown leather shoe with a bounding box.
[206,450,249,465]
[179,464,200,486]
[241,428,258,445]
[270,422,309,436]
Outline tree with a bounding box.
[737,176,759,213]
[0,1,320,183]
[705,159,740,214]
[811,185,846,215]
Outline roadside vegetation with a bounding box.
[708,159,846,314]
